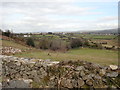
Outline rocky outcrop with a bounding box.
[1,55,120,88]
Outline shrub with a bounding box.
[50,39,67,51]
[89,43,103,49]
[39,38,50,49]
[70,38,83,48]
[26,38,35,47]
[39,38,68,51]
[83,40,90,47]
[3,30,11,37]
[96,43,103,49]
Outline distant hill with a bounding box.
[79,29,118,34]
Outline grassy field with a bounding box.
[1,40,29,50]
[14,48,118,66]
[1,37,118,66]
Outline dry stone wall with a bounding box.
[1,55,120,88]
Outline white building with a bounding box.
[23,35,31,37]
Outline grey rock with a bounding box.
[61,78,73,88]
[66,79,73,88]
[30,70,37,76]
[86,79,93,86]
[80,70,85,76]
[7,80,30,88]
[33,76,40,83]
[99,69,106,76]
[40,68,47,78]
[109,65,118,70]
[82,75,92,80]
[48,80,56,87]
[61,78,66,87]
[92,63,100,69]
[23,79,33,84]
[78,78,85,87]
[94,75,101,80]
[15,61,21,66]
[89,74,95,77]
[72,79,78,88]
[107,72,118,77]
[75,66,85,71]
[0,83,2,89]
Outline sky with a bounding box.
[0,0,118,33]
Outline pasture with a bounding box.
[14,48,118,66]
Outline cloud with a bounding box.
[0,1,118,32]
[0,0,118,2]
[1,2,98,16]
[96,16,118,22]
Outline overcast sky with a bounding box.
[0,0,118,33]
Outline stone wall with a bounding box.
[1,55,119,88]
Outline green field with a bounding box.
[32,34,60,39]
[75,34,116,39]
[14,48,118,66]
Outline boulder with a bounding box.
[109,65,118,70]
[6,80,31,88]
